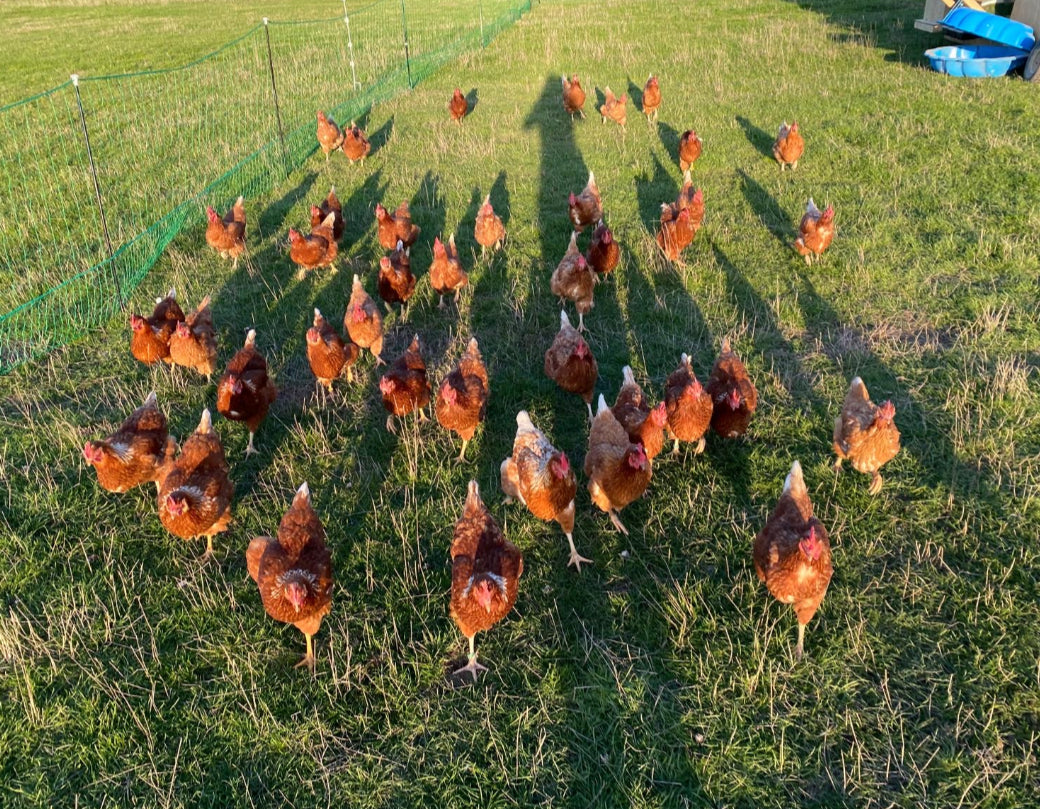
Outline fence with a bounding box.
[0,0,531,375]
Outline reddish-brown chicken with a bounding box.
[429,233,467,309]
[568,171,602,232]
[316,110,344,159]
[247,482,333,673]
[450,480,523,681]
[306,307,359,391]
[375,202,421,252]
[544,310,598,420]
[662,171,704,234]
[377,241,417,309]
[344,274,384,364]
[664,353,713,455]
[705,338,757,438]
[310,186,344,241]
[599,86,628,129]
[612,365,668,461]
[586,220,620,277]
[168,295,217,378]
[289,213,338,279]
[379,334,431,431]
[435,338,489,460]
[341,121,371,164]
[205,196,246,268]
[656,206,694,263]
[642,75,661,121]
[130,288,184,365]
[157,408,233,560]
[773,121,804,171]
[474,194,505,255]
[833,377,901,494]
[500,410,587,571]
[561,74,586,119]
[216,329,278,456]
[83,391,176,493]
[585,394,652,535]
[449,87,469,123]
[754,460,833,659]
[551,231,597,332]
[793,198,835,265]
[678,129,702,172]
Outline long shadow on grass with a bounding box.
[738,169,793,248]
[786,0,933,62]
[367,114,395,158]
[256,171,318,242]
[736,115,776,161]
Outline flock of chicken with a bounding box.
[84,74,898,678]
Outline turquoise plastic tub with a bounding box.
[925,44,1029,77]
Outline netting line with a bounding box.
[0,0,532,376]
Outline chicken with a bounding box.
[377,240,417,309]
[429,233,468,309]
[772,120,804,171]
[705,338,757,438]
[379,334,431,431]
[306,307,359,391]
[678,129,702,172]
[344,274,384,364]
[310,186,345,241]
[664,353,713,455]
[435,338,489,460]
[585,394,652,535]
[205,196,246,268]
[289,213,338,279]
[641,74,661,121]
[833,377,901,495]
[586,220,620,277]
[216,329,278,456]
[656,206,694,263]
[168,295,217,378]
[130,288,184,365]
[550,231,597,332]
[316,110,344,159]
[544,310,598,420]
[247,482,333,673]
[500,411,587,571]
[561,74,586,119]
[599,86,628,129]
[753,460,833,660]
[341,121,371,164]
[449,480,523,681]
[793,198,835,265]
[449,87,469,123]
[83,391,176,493]
[157,408,233,560]
[612,365,668,461]
[568,171,602,232]
[474,194,505,255]
[662,171,704,233]
[375,201,420,252]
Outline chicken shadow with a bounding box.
[738,169,794,248]
[366,114,395,157]
[464,87,479,115]
[736,115,776,161]
[407,170,447,305]
[256,171,319,243]
[658,121,682,166]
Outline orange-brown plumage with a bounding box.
[585,394,652,535]
[316,110,344,159]
[429,233,468,307]
[375,201,420,251]
[474,194,506,253]
[833,377,901,494]
[753,461,833,659]
[168,294,217,377]
[289,213,338,278]
[793,198,835,264]
[664,353,713,455]
[662,171,704,232]
[612,366,668,461]
[247,482,333,672]
[157,409,232,558]
[449,480,523,679]
[599,86,627,128]
[205,196,246,265]
[306,307,359,391]
[561,74,586,118]
[772,121,804,170]
[435,338,489,459]
[641,75,661,120]
[550,231,597,331]
[83,391,176,493]
[705,338,757,438]
[310,187,345,241]
[341,121,371,164]
[678,129,702,172]
[130,288,184,365]
[544,310,598,418]
[344,274,384,362]
[568,171,602,232]
[449,87,469,123]
[656,206,695,262]
[216,329,278,456]
[586,220,620,276]
[379,334,431,424]
[377,243,417,307]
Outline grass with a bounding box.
[2,0,1040,806]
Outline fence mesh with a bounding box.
[0,0,532,375]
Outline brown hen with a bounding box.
[341,121,371,164]
[130,288,184,365]
[344,274,384,364]
[641,75,661,121]
[568,171,602,232]
[612,365,668,461]
[205,196,246,268]
[664,353,713,455]
[377,241,417,309]
[561,74,586,119]
[375,201,420,252]
[216,329,278,456]
[168,294,217,378]
[705,338,757,438]
[435,338,489,461]
[474,194,506,255]
[83,391,176,493]
[289,213,338,279]
[550,231,597,332]
[316,110,344,159]
[449,87,469,123]
[306,307,359,391]
[544,310,598,420]
[599,86,628,129]
[678,129,702,172]
[379,334,431,431]
[773,121,804,171]
[310,186,344,241]
[586,220,620,277]
[833,377,901,495]
[429,233,468,309]
[793,198,834,265]
[585,394,652,535]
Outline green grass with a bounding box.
[3,0,1040,806]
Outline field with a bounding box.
[3,0,1040,806]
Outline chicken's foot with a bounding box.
[245,432,258,457]
[695,436,706,455]
[671,438,681,456]
[794,622,806,661]
[438,294,446,310]
[457,439,469,462]
[565,533,592,573]
[200,535,215,563]
[608,509,629,536]
[868,472,884,496]
[454,636,487,682]
[295,634,316,674]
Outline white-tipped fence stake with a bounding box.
[262,18,290,177]
[479,0,485,47]
[341,0,361,91]
[71,74,121,309]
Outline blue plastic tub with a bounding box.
[941,7,1036,51]
[925,44,1029,77]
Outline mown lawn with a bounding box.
[2,0,1039,806]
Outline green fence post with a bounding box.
[479,0,486,47]
[341,1,361,92]
[262,18,291,177]
[400,0,412,89]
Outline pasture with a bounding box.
[1,0,1039,806]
